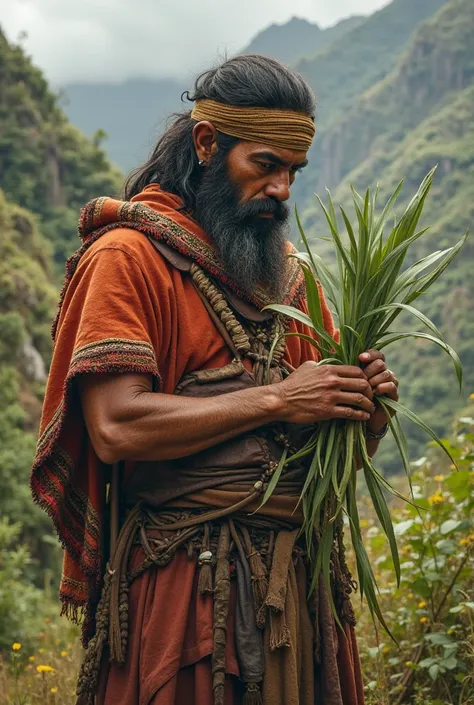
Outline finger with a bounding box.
[333,406,372,422]
[369,368,394,388]
[335,365,366,379]
[359,349,385,364]
[335,392,376,414]
[374,382,399,400]
[364,358,387,381]
[338,376,374,400]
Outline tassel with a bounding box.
[243,682,263,705]
[269,609,291,651]
[198,523,214,596]
[198,559,214,595]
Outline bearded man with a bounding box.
[32,54,399,705]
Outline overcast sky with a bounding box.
[1,0,389,85]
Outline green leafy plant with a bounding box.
[357,413,474,703]
[264,168,467,633]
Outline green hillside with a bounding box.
[300,0,474,470]
[0,189,61,596]
[296,0,449,128]
[0,30,122,620]
[292,0,450,206]
[0,28,122,265]
[241,15,363,66]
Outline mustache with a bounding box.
[237,197,289,222]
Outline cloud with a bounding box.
[1,0,389,85]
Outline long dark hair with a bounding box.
[123,54,316,209]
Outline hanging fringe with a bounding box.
[269,609,291,651]
[241,527,268,628]
[243,682,263,705]
[75,567,113,705]
[198,523,214,596]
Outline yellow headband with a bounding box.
[191,99,315,152]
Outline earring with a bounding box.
[198,159,205,166]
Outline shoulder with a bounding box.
[81,228,174,282]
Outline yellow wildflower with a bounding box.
[469,393,474,400]
[29,656,36,662]
[61,651,68,658]
[36,665,55,674]
[428,492,444,505]
[405,661,413,667]
[418,601,427,609]
[359,519,369,528]
[420,617,429,624]
[45,617,51,624]
[447,628,455,635]
[434,475,445,482]
[38,648,45,654]
[383,646,390,653]
[12,643,21,651]
[50,687,58,694]
[460,534,474,547]
[450,464,456,470]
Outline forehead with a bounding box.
[230,139,308,167]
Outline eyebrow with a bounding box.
[252,151,309,170]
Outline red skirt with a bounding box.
[97,549,365,705]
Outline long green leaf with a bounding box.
[381,397,458,467]
[258,447,288,509]
[376,331,463,389]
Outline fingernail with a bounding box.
[360,353,370,361]
[364,413,370,420]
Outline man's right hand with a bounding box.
[275,361,375,425]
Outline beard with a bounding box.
[194,150,290,301]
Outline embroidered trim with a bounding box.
[31,338,161,606]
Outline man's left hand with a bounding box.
[358,349,399,434]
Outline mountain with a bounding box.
[291,0,450,206]
[63,78,185,173]
[60,13,363,172]
[298,0,474,470]
[240,15,363,67]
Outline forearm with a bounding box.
[92,385,284,464]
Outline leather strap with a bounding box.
[147,237,272,322]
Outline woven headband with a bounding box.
[191,99,315,152]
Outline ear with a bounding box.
[193,121,219,165]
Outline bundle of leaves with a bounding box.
[264,168,467,633]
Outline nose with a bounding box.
[264,171,291,203]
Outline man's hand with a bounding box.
[277,361,375,425]
[359,349,399,434]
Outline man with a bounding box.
[32,54,398,705]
